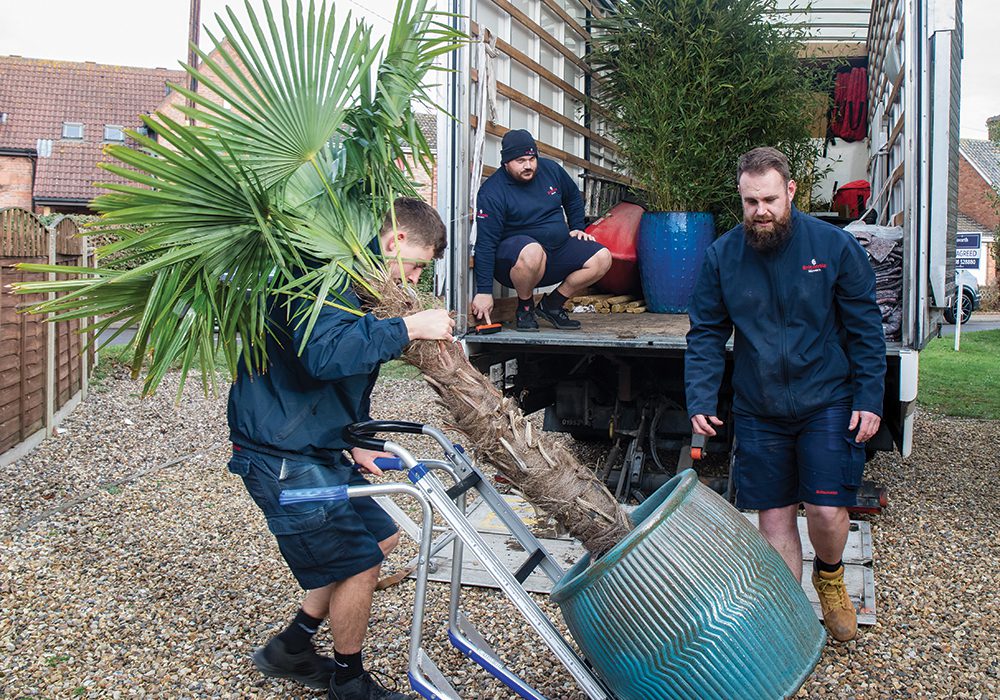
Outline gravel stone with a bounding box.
[1,366,998,698]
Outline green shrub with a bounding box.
[979,283,999,312]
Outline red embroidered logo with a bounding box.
[815,489,839,495]
[476,209,489,219]
[802,257,827,272]
[547,186,558,196]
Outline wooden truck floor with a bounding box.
[465,309,903,357]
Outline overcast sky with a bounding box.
[1,0,997,138]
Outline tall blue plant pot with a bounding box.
[637,211,716,313]
[550,470,825,700]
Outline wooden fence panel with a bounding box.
[0,209,93,463]
[0,259,47,454]
[54,259,84,408]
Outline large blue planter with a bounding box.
[637,211,715,313]
[550,470,825,700]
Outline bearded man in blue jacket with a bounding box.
[227,198,453,699]
[470,129,612,331]
[685,147,886,643]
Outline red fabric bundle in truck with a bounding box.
[587,201,645,295]
[833,180,872,220]
[830,67,868,142]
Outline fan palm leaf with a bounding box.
[14,0,462,396]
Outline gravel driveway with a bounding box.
[2,364,998,698]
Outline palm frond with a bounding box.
[12,0,462,396]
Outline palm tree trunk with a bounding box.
[371,277,632,558]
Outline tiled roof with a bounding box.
[0,55,184,203]
[960,138,1000,190]
[415,112,437,150]
[957,212,992,234]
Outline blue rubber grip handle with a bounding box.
[279,485,348,505]
[373,456,403,471]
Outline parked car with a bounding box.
[944,270,981,324]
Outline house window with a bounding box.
[136,124,157,143]
[104,125,125,142]
[62,122,84,139]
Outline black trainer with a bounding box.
[328,670,415,699]
[515,306,539,332]
[252,636,337,690]
[536,296,581,329]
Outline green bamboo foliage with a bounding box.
[14,0,462,398]
[589,0,823,227]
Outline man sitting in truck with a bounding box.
[685,147,886,643]
[470,129,612,331]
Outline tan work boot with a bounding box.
[812,565,858,642]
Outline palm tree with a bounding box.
[13,0,631,556]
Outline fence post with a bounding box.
[45,228,56,435]
[80,235,90,400]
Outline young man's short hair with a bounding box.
[737,147,792,184]
[381,197,447,258]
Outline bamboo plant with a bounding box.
[589,0,825,228]
[13,0,632,557]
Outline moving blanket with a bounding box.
[847,222,903,342]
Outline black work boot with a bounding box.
[536,294,581,329]
[252,636,337,690]
[515,305,539,332]
[328,670,416,699]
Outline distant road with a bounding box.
[97,324,136,347]
[939,312,1000,337]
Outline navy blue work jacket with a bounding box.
[473,157,586,293]
[685,208,886,421]
[227,286,409,464]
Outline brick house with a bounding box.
[0,55,184,214]
[1,51,437,215]
[957,137,1000,286]
[406,112,438,205]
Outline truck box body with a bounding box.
[436,0,963,465]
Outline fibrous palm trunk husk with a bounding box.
[369,277,632,558]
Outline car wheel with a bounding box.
[945,292,974,325]
[959,292,974,325]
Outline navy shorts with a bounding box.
[731,403,866,509]
[227,445,398,590]
[494,235,606,289]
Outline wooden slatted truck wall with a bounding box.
[0,208,94,466]
[437,0,962,484]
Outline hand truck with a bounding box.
[279,420,615,700]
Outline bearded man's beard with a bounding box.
[744,210,793,253]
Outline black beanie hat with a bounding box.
[501,129,538,164]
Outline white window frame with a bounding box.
[104,125,125,142]
[62,122,84,139]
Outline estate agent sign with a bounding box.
[956,233,981,270]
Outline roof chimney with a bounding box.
[988,115,1000,144]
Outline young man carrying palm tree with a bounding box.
[229,198,452,699]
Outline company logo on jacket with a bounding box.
[802,258,827,272]
[546,186,559,196]
[477,209,489,219]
